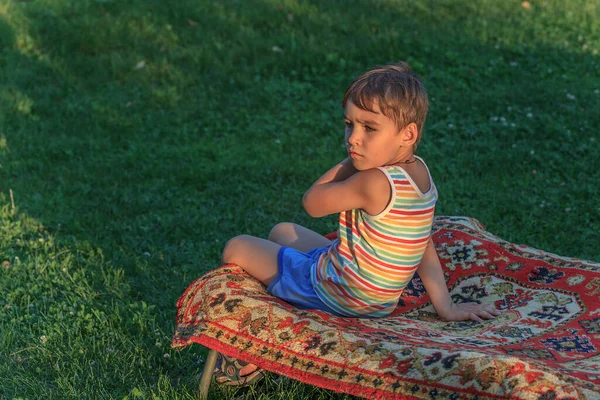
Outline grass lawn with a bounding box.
[0,0,598,398]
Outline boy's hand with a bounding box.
[437,302,502,322]
[417,239,503,323]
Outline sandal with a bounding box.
[213,353,266,387]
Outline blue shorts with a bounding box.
[266,246,340,315]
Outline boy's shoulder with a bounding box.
[353,168,393,216]
[355,168,392,194]
[383,159,433,194]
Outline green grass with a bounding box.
[0,0,598,398]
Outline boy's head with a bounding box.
[342,62,429,151]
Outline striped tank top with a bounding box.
[311,157,438,317]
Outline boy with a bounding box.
[216,62,499,384]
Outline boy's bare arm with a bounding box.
[417,238,501,322]
[311,157,358,185]
[303,158,389,218]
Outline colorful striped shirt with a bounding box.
[311,157,438,317]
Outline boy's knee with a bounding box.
[268,222,295,244]
[222,234,252,264]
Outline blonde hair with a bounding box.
[342,62,429,150]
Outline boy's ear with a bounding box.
[399,123,419,147]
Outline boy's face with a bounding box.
[344,100,408,170]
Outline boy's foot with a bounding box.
[212,353,265,386]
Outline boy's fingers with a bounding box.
[478,311,495,319]
[469,313,483,322]
[455,304,502,322]
[476,304,501,315]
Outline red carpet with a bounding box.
[172,217,600,399]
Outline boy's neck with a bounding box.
[388,150,417,165]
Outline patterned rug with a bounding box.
[172,217,600,399]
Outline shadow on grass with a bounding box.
[1,0,599,397]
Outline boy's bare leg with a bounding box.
[220,225,331,379]
[221,235,281,286]
[268,222,332,251]
[220,235,282,378]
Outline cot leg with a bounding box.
[198,348,218,399]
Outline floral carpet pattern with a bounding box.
[172,217,600,399]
